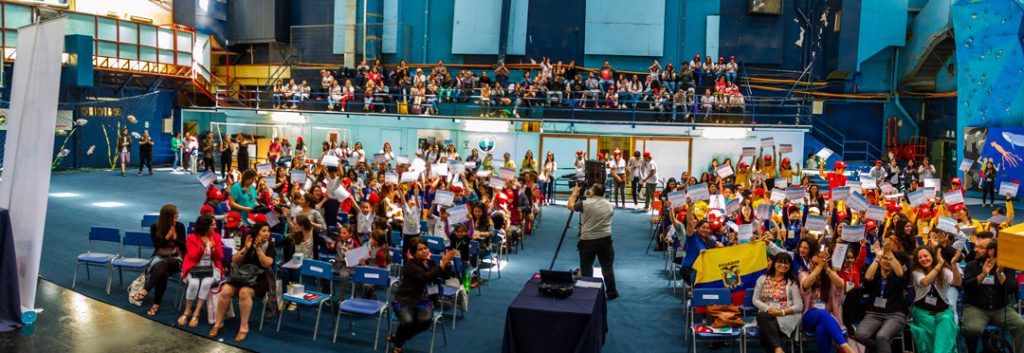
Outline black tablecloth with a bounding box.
[502,276,607,353]
[0,209,21,331]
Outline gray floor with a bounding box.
[0,279,248,353]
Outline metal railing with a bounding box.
[211,87,812,126]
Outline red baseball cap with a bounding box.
[738,162,749,169]
[248,213,268,224]
[753,188,766,197]
[451,186,463,193]
[207,188,224,200]
[950,204,967,213]
[576,150,584,156]
[613,148,621,155]
[764,155,772,161]
[200,205,215,215]
[951,177,962,185]
[226,211,242,228]
[597,153,604,160]
[865,219,877,231]
[876,160,883,166]
[643,152,651,158]
[918,207,933,219]
[782,157,790,165]
[834,161,847,169]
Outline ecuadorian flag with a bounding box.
[693,241,769,305]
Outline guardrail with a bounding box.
[212,88,812,126]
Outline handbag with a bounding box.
[227,263,264,287]
[127,273,147,306]
[707,304,745,328]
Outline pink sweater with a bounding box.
[798,271,846,327]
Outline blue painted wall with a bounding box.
[525,0,586,63]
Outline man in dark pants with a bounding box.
[961,239,1024,353]
[137,130,154,176]
[202,131,217,174]
[567,183,618,300]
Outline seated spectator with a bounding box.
[132,204,187,316]
[209,221,276,341]
[627,75,643,108]
[341,79,356,112]
[690,54,704,86]
[679,62,695,90]
[388,238,459,352]
[272,81,284,109]
[715,56,727,80]
[799,248,855,353]
[961,239,1024,353]
[320,70,333,98]
[753,253,803,353]
[283,79,296,108]
[702,55,715,81]
[726,56,738,83]
[584,73,601,108]
[700,89,714,115]
[909,246,961,353]
[714,76,728,93]
[604,86,619,109]
[599,61,615,91]
[327,79,342,111]
[479,84,492,106]
[661,63,676,92]
[854,241,908,353]
[179,214,224,329]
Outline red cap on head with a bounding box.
[451,186,463,193]
[576,150,584,156]
[753,188,766,197]
[248,213,267,224]
[207,188,224,200]
[643,152,651,158]
[282,137,288,142]
[296,136,303,142]
[695,54,701,59]
[613,148,621,155]
[200,205,215,215]
[834,161,847,169]
[719,57,724,61]
[886,201,898,212]
[951,177,962,185]
[950,203,966,213]
[865,219,877,231]
[597,153,604,160]
[226,211,242,228]
[764,155,772,162]
[918,207,933,218]
[876,160,883,166]
[730,56,735,59]
[782,157,791,165]
[710,220,723,231]
[738,162,749,169]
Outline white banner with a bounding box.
[0,18,67,312]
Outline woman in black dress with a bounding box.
[388,237,458,352]
[220,134,234,178]
[236,132,252,173]
[209,222,276,341]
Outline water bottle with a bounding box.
[463,269,471,292]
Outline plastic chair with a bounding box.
[391,231,403,249]
[386,309,447,353]
[468,240,484,295]
[141,214,160,231]
[689,288,743,353]
[73,226,121,295]
[337,212,350,225]
[276,259,335,340]
[112,231,153,287]
[419,220,429,233]
[421,235,446,254]
[482,233,504,280]
[431,254,466,329]
[388,247,404,281]
[333,267,391,349]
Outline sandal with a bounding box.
[177,314,189,325]
[146,305,159,316]
[234,330,249,342]
[208,324,222,337]
[189,315,200,328]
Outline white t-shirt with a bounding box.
[611,158,626,175]
[641,160,658,184]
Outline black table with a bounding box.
[502,276,607,353]
[0,209,20,331]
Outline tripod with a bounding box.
[548,206,580,270]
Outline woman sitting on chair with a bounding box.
[209,221,276,341]
[133,204,187,316]
[179,214,224,328]
[388,237,459,352]
[753,252,804,353]
[799,244,856,353]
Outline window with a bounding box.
[749,0,783,15]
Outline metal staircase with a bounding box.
[902,29,955,91]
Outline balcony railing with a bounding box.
[212,88,812,126]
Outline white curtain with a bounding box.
[0,18,67,311]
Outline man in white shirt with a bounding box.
[868,160,887,182]
[640,152,658,211]
[574,150,586,178]
[627,151,643,206]
[610,149,627,208]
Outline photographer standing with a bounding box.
[567,183,618,300]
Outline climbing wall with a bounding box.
[952,0,1024,179]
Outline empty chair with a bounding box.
[276,259,335,340]
[73,226,122,295]
[334,266,391,348]
[141,214,160,230]
[112,231,154,287]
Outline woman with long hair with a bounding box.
[118,128,132,177]
[219,134,233,179]
[520,150,537,175]
[854,241,908,353]
[132,204,187,316]
[209,222,276,341]
[388,238,459,352]
[540,152,557,205]
[236,132,252,172]
[799,244,855,353]
[753,253,803,353]
[908,246,961,353]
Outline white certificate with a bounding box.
[779,144,793,154]
[761,137,774,148]
[741,147,757,157]
[769,188,786,203]
[1000,182,1019,197]
[197,171,217,188]
[489,177,506,189]
[434,190,455,206]
[401,172,419,183]
[499,167,516,180]
[959,159,974,172]
[716,164,734,178]
[785,187,805,201]
[861,177,877,190]
[943,190,964,205]
[831,243,850,270]
[344,246,370,268]
[775,178,789,188]
[725,198,741,214]
[396,156,410,165]
[922,187,937,201]
[447,204,469,224]
[686,184,711,202]
[738,224,753,244]
[841,225,865,243]
[831,187,851,201]
[290,170,307,184]
[755,203,772,219]
[385,173,399,184]
[667,190,688,207]
[805,215,827,233]
[256,163,273,175]
[937,216,959,234]
[907,189,927,207]
[847,192,869,212]
[816,147,834,161]
[448,160,466,174]
[333,187,351,202]
[865,205,886,221]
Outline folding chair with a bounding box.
[277,259,335,340]
[419,220,429,233]
[112,231,153,287]
[141,214,160,231]
[388,247,404,282]
[481,233,504,280]
[178,246,234,311]
[432,254,466,329]
[337,212,350,225]
[391,231,403,249]
[468,240,485,295]
[689,288,743,353]
[73,226,121,295]
[645,200,663,254]
[421,235,446,254]
[386,306,447,353]
[333,267,391,349]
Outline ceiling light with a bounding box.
[700,127,751,139]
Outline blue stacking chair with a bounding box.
[73,226,121,295]
[338,212,350,225]
[741,288,796,353]
[388,247,404,281]
[421,235,446,254]
[419,220,429,233]
[468,240,484,295]
[391,231,404,249]
[431,254,466,330]
[277,259,335,340]
[481,234,504,280]
[386,309,447,353]
[333,267,391,349]
[689,288,743,353]
[112,231,153,287]
[140,214,160,231]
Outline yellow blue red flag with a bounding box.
[693,241,768,295]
